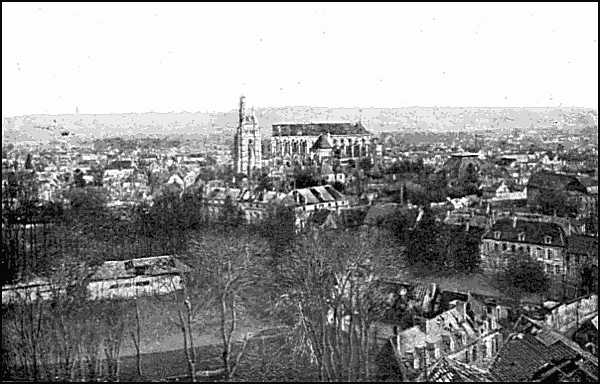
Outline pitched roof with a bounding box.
[427,356,497,382]
[312,133,333,150]
[483,218,566,247]
[272,122,371,136]
[527,171,587,194]
[490,332,579,381]
[91,255,191,281]
[283,185,346,207]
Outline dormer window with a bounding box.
[518,233,526,242]
[544,236,552,244]
[494,231,501,240]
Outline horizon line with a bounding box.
[3,105,598,119]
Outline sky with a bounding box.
[2,2,598,117]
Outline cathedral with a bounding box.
[270,122,373,165]
[233,96,262,176]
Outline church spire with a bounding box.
[239,95,247,124]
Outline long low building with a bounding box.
[2,255,191,304]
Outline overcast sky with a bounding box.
[2,2,598,117]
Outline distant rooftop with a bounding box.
[272,122,370,136]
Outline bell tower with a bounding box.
[233,96,262,176]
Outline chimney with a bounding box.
[414,346,425,370]
[465,221,470,232]
[568,222,572,236]
[400,183,405,205]
[512,216,518,228]
[426,340,438,361]
[456,301,467,320]
[441,334,452,354]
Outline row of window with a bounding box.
[484,241,558,260]
[493,231,553,244]
[108,280,151,289]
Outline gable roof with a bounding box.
[91,255,191,281]
[272,122,371,136]
[427,356,497,382]
[483,218,566,247]
[490,332,579,381]
[282,184,346,207]
[312,134,333,150]
[491,316,598,382]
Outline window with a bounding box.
[135,281,151,287]
[555,265,561,275]
[494,243,499,251]
[502,243,507,251]
[494,231,501,240]
[544,236,552,244]
[511,244,516,253]
[547,249,553,260]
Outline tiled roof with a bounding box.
[283,185,346,207]
[272,122,371,136]
[427,356,497,382]
[482,218,566,247]
[490,333,579,381]
[527,171,587,194]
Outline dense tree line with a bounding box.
[403,207,481,274]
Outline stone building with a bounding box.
[480,218,568,276]
[281,184,349,231]
[270,122,373,165]
[233,96,262,176]
[480,218,598,288]
[389,293,506,380]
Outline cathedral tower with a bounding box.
[233,96,262,176]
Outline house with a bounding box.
[490,315,598,382]
[388,292,505,380]
[1,276,63,304]
[420,355,497,382]
[542,294,598,334]
[237,189,286,224]
[480,218,567,276]
[481,218,598,288]
[87,255,191,300]
[203,187,242,221]
[280,184,349,230]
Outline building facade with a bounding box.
[480,218,568,276]
[270,122,373,165]
[233,96,262,176]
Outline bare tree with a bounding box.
[276,229,391,382]
[188,229,265,381]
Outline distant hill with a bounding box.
[2,107,597,144]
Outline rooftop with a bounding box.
[272,122,371,136]
[483,218,566,247]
